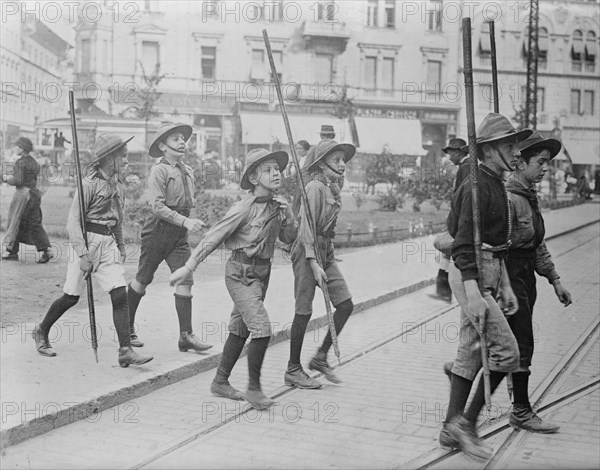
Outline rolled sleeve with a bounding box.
[535,240,560,284]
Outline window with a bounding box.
[426,0,442,32]
[385,0,395,28]
[141,41,159,74]
[382,57,394,90]
[314,53,333,83]
[317,2,336,21]
[270,50,282,82]
[426,60,441,91]
[264,1,283,21]
[479,22,491,65]
[364,56,377,89]
[571,30,584,72]
[538,27,548,70]
[201,46,216,79]
[538,87,545,113]
[584,90,594,115]
[585,31,597,72]
[570,89,581,114]
[80,38,91,73]
[251,49,265,80]
[367,0,378,27]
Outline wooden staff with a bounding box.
[262,29,340,362]
[69,90,99,363]
[462,18,491,408]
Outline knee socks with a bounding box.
[464,370,506,424]
[247,336,270,391]
[319,299,354,355]
[39,294,79,335]
[174,293,193,333]
[110,286,130,348]
[444,374,473,423]
[511,372,531,407]
[214,333,247,384]
[127,283,144,331]
[288,314,311,368]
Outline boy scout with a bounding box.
[170,148,297,410]
[284,139,356,389]
[440,113,532,459]
[127,123,211,353]
[32,134,153,367]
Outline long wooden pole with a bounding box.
[69,90,99,363]
[462,18,491,408]
[262,29,340,361]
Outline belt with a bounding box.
[230,250,271,266]
[85,222,115,236]
[168,206,191,217]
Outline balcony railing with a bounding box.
[303,21,350,40]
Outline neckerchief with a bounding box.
[506,177,545,247]
[249,194,283,256]
[310,173,341,202]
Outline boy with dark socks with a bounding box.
[32,134,152,367]
[128,123,211,353]
[285,140,356,389]
[439,114,532,460]
[170,148,297,410]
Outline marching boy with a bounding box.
[284,140,356,389]
[127,122,212,353]
[32,134,153,367]
[170,148,297,410]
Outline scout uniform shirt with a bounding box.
[506,175,559,283]
[146,157,195,227]
[185,194,297,271]
[298,174,342,259]
[67,168,125,257]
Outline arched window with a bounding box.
[571,30,584,71]
[585,31,597,72]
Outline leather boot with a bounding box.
[2,252,18,261]
[446,415,493,460]
[130,327,144,348]
[285,365,323,389]
[32,326,57,357]
[118,346,153,368]
[439,422,459,449]
[37,249,53,264]
[436,272,452,302]
[243,389,276,410]
[509,404,560,433]
[210,381,244,401]
[178,331,213,353]
[309,351,341,384]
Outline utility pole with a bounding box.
[524,0,539,129]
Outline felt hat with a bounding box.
[149,122,193,158]
[518,131,562,160]
[308,140,356,170]
[240,148,289,190]
[15,137,33,153]
[90,133,133,165]
[319,124,335,136]
[442,138,467,153]
[460,113,533,152]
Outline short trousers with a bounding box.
[63,232,126,296]
[448,252,520,381]
[224,258,272,339]
[292,240,352,316]
[135,218,193,286]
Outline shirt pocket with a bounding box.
[165,172,183,207]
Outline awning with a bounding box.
[353,117,427,156]
[239,112,353,145]
[572,40,585,57]
[585,39,598,58]
[480,34,491,53]
[562,135,600,165]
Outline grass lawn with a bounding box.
[0,184,450,243]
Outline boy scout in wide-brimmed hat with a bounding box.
[127,122,212,353]
[32,134,153,367]
[2,136,53,263]
[170,148,297,410]
[504,131,572,434]
[284,139,356,390]
[439,113,533,460]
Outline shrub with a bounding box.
[195,190,237,228]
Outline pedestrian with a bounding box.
[433,137,469,301]
[439,113,532,460]
[506,131,572,433]
[126,122,212,352]
[288,140,312,219]
[170,148,297,410]
[2,136,53,263]
[284,139,356,389]
[31,134,153,367]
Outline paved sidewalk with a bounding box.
[1,203,598,448]
[1,221,597,469]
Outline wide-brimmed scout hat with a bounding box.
[91,134,133,165]
[460,113,533,152]
[308,139,356,170]
[15,137,33,153]
[240,148,289,190]
[149,122,193,158]
[518,131,562,160]
[319,124,335,136]
[442,138,467,153]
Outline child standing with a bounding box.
[170,148,297,410]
